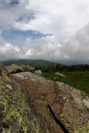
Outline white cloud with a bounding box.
[25,35,63,61]
[14,0,89,39]
[24,22,89,62]
[0,35,27,61]
[1,0,89,63]
[0,0,31,30]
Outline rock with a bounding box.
[54,77,59,79]
[0,63,89,133]
[83,99,89,108]
[55,72,66,77]
[56,81,89,133]
[0,62,8,77]
[0,69,43,133]
[56,81,64,87]
[21,65,35,73]
[6,84,12,90]
[11,71,89,133]
[11,72,64,133]
[35,70,43,76]
[6,64,24,74]
[11,72,49,86]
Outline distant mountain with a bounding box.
[1,59,58,68]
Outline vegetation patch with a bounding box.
[42,71,89,95]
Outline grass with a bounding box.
[43,71,89,95]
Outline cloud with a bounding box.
[0,35,27,61]
[1,22,89,63]
[24,22,89,62]
[0,0,89,64]
[14,0,89,38]
[61,23,89,61]
[0,0,31,31]
[25,35,63,61]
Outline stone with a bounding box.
[56,81,64,87]
[5,64,24,74]
[0,62,89,133]
[54,77,59,79]
[12,72,89,133]
[11,72,48,85]
[56,82,89,133]
[21,65,35,73]
[0,70,43,133]
[55,72,66,77]
[35,70,43,76]
[83,99,89,108]
[11,72,64,133]
[6,84,12,90]
[75,98,82,103]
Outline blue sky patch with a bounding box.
[1,29,50,42]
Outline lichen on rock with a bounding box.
[0,63,42,133]
[0,62,89,133]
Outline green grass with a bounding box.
[43,71,89,95]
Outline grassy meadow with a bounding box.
[43,71,89,95]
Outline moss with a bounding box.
[4,75,11,82]
[36,99,43,103]
[46,130,49,133]
[0,79,41,133]
[87,121,89,129]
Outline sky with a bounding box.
[1,0,89,64]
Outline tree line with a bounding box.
[35,63,89,72]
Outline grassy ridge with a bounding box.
[43,71,89,95]
[1,59,58,68]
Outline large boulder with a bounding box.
[21,65,35,72]
[11,71,89,133]
[56,81,89,133]
[6,64,24,74]
[0,66,43,133]
[0,63,89,133]
[11,72,64,133]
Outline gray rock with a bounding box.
[12,72,49,86]
[6,84,12,90]
[83,99,89,108]
[75,98,82,103]
[55,72,66,77]
[35,70,43,76]
[56,81,64,87]
[21,65,35,73]
[56,82,89,133]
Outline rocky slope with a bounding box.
[0,62,89,133]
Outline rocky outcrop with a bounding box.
[0,63,42,133]
[0,62,89,133]
[12,72,89,133]
[6,64,24,74]
[6,64,35,74]
[21,65,35,73]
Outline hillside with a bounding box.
[1,59,58,68]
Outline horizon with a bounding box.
[0,0,89,63]
[1,58,89,66]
